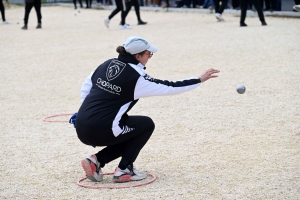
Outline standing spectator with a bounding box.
[213,0,228,21]
[21,0,42,30]
[124,0,147,25]
[1,0,9,24]
[85,0,92,8]
[73,0,83,9]
[240,0,267,27]
[104,0,131,29]
[293,0,300,11]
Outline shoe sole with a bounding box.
[81,159,101,182]
[113,174,147,183]
[113,175,132,183]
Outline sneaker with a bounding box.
[138,20,147,25]
[120,24,132,29]
[113,164,147,183]
[21,25,28,30]
[81,155,103,182]
[215,13,224,21]
[36,23,42,29]
[293,5,300,11]
[2,21,10,24]
[104,17,109,28]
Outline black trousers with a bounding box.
[85,0,92,8]
[0,0,5,22]
[73,0,83,8]
[265,0,276,10]
[108,0,127,24]
[124,0,142,22]
[24,0,42,25]
[240,0,265,23]
[214,0,228,14]
[295,0,300,4]
[76,116,155,169]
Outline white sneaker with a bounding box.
[113,164,147,183]
[104,17,109,28]
[2,21,10,24]
[293,5,300,11]
[120,24,132,29]
[215,13,224,21]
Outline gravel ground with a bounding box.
[1,6,299,200]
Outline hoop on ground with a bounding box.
[77,172,156,189]
[43,113,73,122]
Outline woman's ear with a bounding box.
[135,54,140,61]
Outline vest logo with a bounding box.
[106,60,126,81]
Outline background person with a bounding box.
[104,0,131,29]
[21,0,42,30]
[213,0,228,21]
[73,36,220,183]
[73,0,83,9]
[1,0,9,24]
[240,0,267,27]
[123,0,147,25]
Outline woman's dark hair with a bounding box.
[116,46,146,56]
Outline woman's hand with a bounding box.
[199,68,220,83]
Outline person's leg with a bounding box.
[89,0,92,7]
[133,0,147,24]
[252,0,266,23]
[34,0,42,26]
[78,116,155,169]
[240,0,248,25]
[121,0,133,25]
[24,3,33,25]
[79,0,83,7]
[134,0,141,21]
[99,116,154,169]
[108,0,122,20]
[0,0,6,22]
[73,0,77,8]
[213,0,219,12]
[218,0,228,13]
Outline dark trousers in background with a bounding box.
[124,0,142,21]
[0,0,5,22]
[86,0,93,7]
[108,0,126,24]
[73,0,83,8]
[265,0,277,10]
[214,0,228,14]
[295,0,300,4]
[77,116,155,169]
[24,0,42,25]
[240,0,265,23]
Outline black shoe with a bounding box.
[138,20,147,25]
[261,21,267,26]
[240,22,247,27]
[21,24,27,30]
[36,23,42,29]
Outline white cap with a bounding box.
[123,36,158,55]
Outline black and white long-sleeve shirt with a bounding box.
[76,54,201,137]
